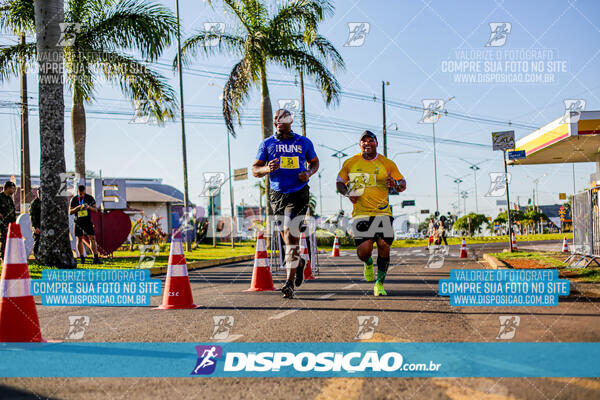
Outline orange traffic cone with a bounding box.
[300,233,316,280]
[562,237,569,253]
[246,231,275,291]
[0,223,44,342]
[512,233,518,251]
[459,238,468,259]
[331,236,340,257]
[155,230,198,309]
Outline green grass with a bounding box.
[23,242,257,279]
[490,251,566,268]
[489,250,600,283]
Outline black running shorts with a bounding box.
[353,215,395,247]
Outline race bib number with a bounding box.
[78,209,88,217]
[280,156,299,169]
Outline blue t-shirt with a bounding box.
[256,132,317,194]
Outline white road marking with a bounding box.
[269,308,301,320]
[318,293,335,299]
[342,283,358,289]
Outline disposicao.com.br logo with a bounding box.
[214,351,441,374]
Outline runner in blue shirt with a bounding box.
[252,109,320,298]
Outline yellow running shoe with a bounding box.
[363,257,375,282]
[374,281,387,296]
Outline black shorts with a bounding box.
[74,219,95,237]
[269,185,309,224]
[353,215,395,247]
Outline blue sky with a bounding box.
[1,0,599,218]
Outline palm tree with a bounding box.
[179,0,344,211]
[33,0,75,267]
[1,0,178,178]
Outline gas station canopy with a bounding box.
[509,110,600,165]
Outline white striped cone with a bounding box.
[562,237,569,253]
[247,231,275,291]
[300,233,315,280]
[155,230,198,309]
[512,233,518,251]
[459,238,468,258]
[0,223,44,342]
[331,236,340,257]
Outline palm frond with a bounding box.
[290,33,345,71]
[269,0,333,35]
[222,57,255,137]
[178,31,245,68]
[88,49,177,122]
[0,0,35,34]
[0,42,36,81]
[272,48,341,106]
[77,0,177,61]
[64,48,95,103]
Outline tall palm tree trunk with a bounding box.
[71,94,87,178]
[259,64,274,240]
[34,0,76,268]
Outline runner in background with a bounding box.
[336,131,406,296]
[69,185,101,264]
[252,109,320,299]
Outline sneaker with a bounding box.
[294,259,305,287]
[363,258,375,282]
[374,281,387,296]
[281,282,295,299]
[93,256,101,264]
[80,256,85,264]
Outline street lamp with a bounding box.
[208,82,235,248]
[459,158,490,213]
[446,174,468,216]
[526,173,547,234]
[420,96,455,216]
[460,190,469,215]
[392,150,423,159]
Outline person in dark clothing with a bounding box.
[0,181,17,259]
[30,193,41,259]
[69,185,101,264]
[439,216,449,246]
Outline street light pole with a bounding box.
[175,0,190,251]
[432,121,439,215]
[319,143,353,213]
[318,170,323,217]
[20,32,31,211]
[300,70,307,137]
[226,130,235,248]
[382,81,389,157]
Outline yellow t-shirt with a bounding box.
[337,153,404,217]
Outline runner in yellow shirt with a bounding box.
[336,131,407,296]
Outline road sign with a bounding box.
[401,200,415,207]
[420,209,430,214]
[559,192,567,200]
[492,130,515,151]
[234,168,248,181]
[496,199,507,206]
[508,150,526,160]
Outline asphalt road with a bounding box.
[1,240,599,399]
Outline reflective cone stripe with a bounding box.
[1,279,31,297]
[246,231,275,291]
[512,234,518,251]
[459,238,468,258]
[0,223,44,342]
[562,238,569,253]
[154,232,198,310]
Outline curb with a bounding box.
[482,253,600,299]
[149,254,254,276]
[482,253,508,269]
